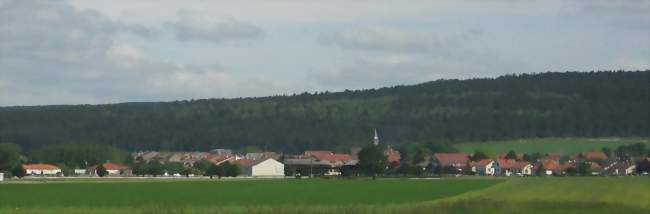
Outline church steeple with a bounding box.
[373,128,379,146]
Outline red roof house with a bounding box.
[434,153,470,168]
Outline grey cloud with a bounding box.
[166,10,264,43]
[320,26,477,55]
[0,0,274,106]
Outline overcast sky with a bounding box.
[0,0,648,106]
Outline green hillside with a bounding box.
[0,71,648,152]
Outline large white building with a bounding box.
[23,164,61,176]
[235,158,285,177]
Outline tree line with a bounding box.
[0,71,648,153]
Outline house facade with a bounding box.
[472,160,500,176]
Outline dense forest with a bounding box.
[0,71,648,153]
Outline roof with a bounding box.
[384,147,401,163]
[472,159,493,167]
[102,162,128,170]
[233,158,279,167]
[304,151,334,158]
[434,153,469,167]
[22,164,60,170]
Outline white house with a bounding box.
[235,158,284,177]
[23,164,61,176]
[0,173,4,181]
[521,163,534,176]
[472,160,500,176]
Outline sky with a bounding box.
[0,0,648,106]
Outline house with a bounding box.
[521,163,534,176]
[89,162,129,176]
[23,164,61,176]
[471,159,500,176]
[535,160,562,175]
[234,158,284,177]
[498,159,532,176]
[434,153,470,174]
[74,169,87,175]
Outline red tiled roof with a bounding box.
[434,153,469,167]
[305,150,334,157]
[472,159,493,167]
[22,164,60,170]
[102,162,128,170]
[384,148,400,163]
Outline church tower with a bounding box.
[373,128,379,146]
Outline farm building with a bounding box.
[22,164,61,176]
[285,151,357,176]
[434,153,470,174]
[89,162,129,176]
[234,158,285,177]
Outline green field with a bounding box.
[454,138,649,156]
[1,177,648,213]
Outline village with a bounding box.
[6,131,649,180]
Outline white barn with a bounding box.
[235,158,284,177]
[23,164,61,176]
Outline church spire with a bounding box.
[373,128,379,146]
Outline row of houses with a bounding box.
[432,151,639,176]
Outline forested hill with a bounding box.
[1,71,648,153]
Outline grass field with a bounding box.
[454,137,649,156]
[1,177,648,213]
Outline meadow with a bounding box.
[1,177,648,213]
[454,137,649,156]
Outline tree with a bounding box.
[180,167,192,177]
[132,161,148,176]
[12,165,26,178]
[635,158,650,174]
[535,164,546,176]
[358,145,388,179]
[164,162,185,176]
[505,150,517,160]
[205,164,218,179]
[96,164,108,177]
[147,160,165,177]
[470,151,488,161]
[601,147,612,158]
[226,163,240,177]
[522,153,532,162]
[192,159,212,175]
[531,152,543,163]
[0,143,21,173]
